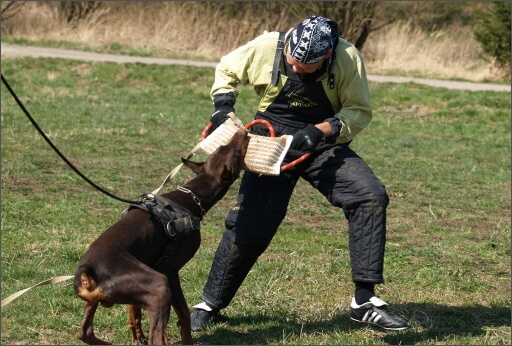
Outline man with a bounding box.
[191,16,408,332]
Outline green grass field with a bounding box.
[1,57,510,345]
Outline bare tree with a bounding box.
[304,2,378,51]
[1,1,26,22]
[175,1,380,52]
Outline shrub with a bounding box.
[472,2,511,68]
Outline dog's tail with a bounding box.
[74,265,102,302]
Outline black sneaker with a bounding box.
[350,297,408,331]
[190,307,220,332]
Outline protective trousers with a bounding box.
[201,144,389,310]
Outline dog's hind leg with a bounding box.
[77,301,111,345]
[127,304,148,345]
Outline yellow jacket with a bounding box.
[211,30,372,144]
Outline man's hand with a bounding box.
[210,105,234,129]
[211,92,236,129]
[289,124,325,158]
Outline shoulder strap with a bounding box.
[326,20,339,89]
[271,31,286,86]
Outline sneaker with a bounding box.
[190,303,220,332]
[350,296,408,331]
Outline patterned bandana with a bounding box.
[289,16,334,64]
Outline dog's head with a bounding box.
[182,128,250,184]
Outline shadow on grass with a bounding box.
[194,303,511,345]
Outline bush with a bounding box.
[472,2,511,68]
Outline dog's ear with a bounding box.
[181,157,205,174]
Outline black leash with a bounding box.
[1,74,139,205]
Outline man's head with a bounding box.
[289,16,334,63]
[287,16,335,74]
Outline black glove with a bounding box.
[288,124,324,158]
[210,105,234,129]
[211,92,236,129]
[324,117,342,144]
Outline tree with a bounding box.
[299,1,378,51]
[473,2,511,68]
[1,1,26,22]
[175,2,379,52]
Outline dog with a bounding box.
[74,128,250,345]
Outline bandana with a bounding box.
[289,16,334,64]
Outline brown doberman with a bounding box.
[74,128,250,345]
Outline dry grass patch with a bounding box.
[364,23,505,82]
[3,2,507,83]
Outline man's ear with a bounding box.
[181,157,205,174]
[324,48,333,60]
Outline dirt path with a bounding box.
[2,43,510,92]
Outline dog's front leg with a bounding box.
[127,304,148,345]
[145,278,172,345]
[168,272,193,345]
[173,302,192,345]
[147,305,171,345]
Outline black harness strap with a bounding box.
[271,31,286,86]
[126,193,201,269]
[152,245,177,270]
[127,193,201,240]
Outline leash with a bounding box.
[149,142,201,195]
[1,74,205,307]
[0,74,205,307]
[1,74,141,204]
[0,74,191,306]
[1,276,74,308]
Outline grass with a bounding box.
[1,55,510,345]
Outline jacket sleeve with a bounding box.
[210,32,278,101]
[332,41,373,144]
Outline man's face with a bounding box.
[285,48,333,74]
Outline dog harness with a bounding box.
[127,193,201,240]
